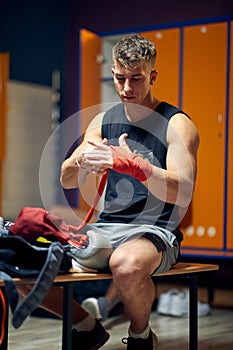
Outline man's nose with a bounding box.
[124,79,133,93]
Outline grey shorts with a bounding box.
[83,222,180,275]
[150,238,180,275]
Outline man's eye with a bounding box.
[116,77,125,82]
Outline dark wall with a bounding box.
[0,0,67,86]
[69,0,233,34]
[1,0,233,116]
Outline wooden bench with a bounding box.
[0,262,219,350]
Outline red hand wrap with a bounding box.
[110,146,153,182]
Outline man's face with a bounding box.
[112,61,156,106]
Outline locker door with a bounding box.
[78,29,102,211]
[79,28,102,133]
[227,21,233,250]
[182,22,228,248]
[0,53,9,213]
[141,28,180,106]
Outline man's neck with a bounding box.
[124,97,160,122]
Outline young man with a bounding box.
[60,34,199,349]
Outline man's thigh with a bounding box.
[110,237,162,276]
[110,236,179,276]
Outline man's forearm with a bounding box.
[60,157,88,188]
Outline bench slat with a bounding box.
[0,262,219,286]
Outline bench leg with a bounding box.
[62,282,73,350]
[207,272,215,305]
[189,273,198,350]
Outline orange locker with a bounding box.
[0,53,9,213]
[78,29,102,211]
[141,28,180,106]
[79,28,102,133]
[227,21,233,250]
[181,23,228,249]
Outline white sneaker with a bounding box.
[157,289,211,317]
[181,289,211,317]
[156,289,180,315]
[169,289,211,317]
[169,289,188,316]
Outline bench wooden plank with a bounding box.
[0,262,219,286]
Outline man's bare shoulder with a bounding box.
[168,112,200,150]
[86,112,105,132]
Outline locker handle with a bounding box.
[217,114,222,123]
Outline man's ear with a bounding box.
[150,70,158,85]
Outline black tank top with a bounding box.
[98,102,188,243]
